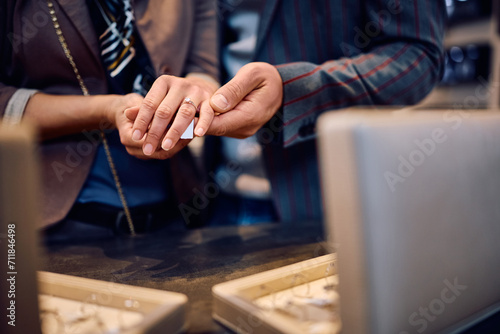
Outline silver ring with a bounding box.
[182,97,197,110]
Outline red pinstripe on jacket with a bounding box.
[252,0,445,223]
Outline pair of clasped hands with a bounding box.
[117,62,283,160]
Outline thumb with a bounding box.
[210,65,260,114]
[124,106,140,121]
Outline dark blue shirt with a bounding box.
[77,0,169,208]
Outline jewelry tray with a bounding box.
[37,271,187,334]
[212,254,340,334]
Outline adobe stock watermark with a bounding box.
[256,110,284,145]
[178,110,284,225]
[340,0,403,57]
[8,0,52,52]
[178,159,243,224]
[384,126,448,192]
[51,121,114,182]
[385,74,499,192]
[383,69,500,193]
[400,277,467,334]
[453,76,500,110]
[384,103,482,192]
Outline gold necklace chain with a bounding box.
[47,0,136,236]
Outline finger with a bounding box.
[127,141,164,159]
[116,110,141,148]
[205,111,235,137]
[210,63,263,114]
[194,100,214,137]
[206,98,262,138]
[161,97,200,150]
[128,140,191,159]
[132,75,172,142]
[125,106,140,121]
[142,88,185,155]
[120,134,143,150]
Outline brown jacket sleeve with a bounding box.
[183,0,218,79]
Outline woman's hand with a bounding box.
[105,93,144,128]
[105,93,145,158]
[103,93,189,160]
[128,75,218,156]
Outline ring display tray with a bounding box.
[212,254,340,334]
[37,271,187,334]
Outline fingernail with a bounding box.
[132,130,142,141]
[162,138,173,151]
[212,94,229,110]
[144,143,154,155]
[195,128,204,137]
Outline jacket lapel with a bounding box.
[254,0,281,58]
[54,0,101,65]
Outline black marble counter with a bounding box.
[40,222,327,333]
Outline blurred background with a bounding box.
[420,0,500,108]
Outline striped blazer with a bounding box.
[251,0,446,223]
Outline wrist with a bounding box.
[259,63,283,115]
[91,95,119,128]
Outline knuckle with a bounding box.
[245,62,268,81]
[215,124,227,137]
[119,134,128,146]
[199,118,212,130]
[247,64,263,78]
[155,105,174,120]
[225,82,245,100]
[191,86,202,96]
[177,106,195,119]
[147,131,162,141]
[134,117,151,129]
[180,80,190,89]
[201,107,215,117]
[168,127,182,138]
[141,97,157,111]
[158,74,173,85]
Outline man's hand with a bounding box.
[207,62,283,138]
[129,75,218,156]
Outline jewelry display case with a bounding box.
[37,271,188,334]
[212,254,340,334]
